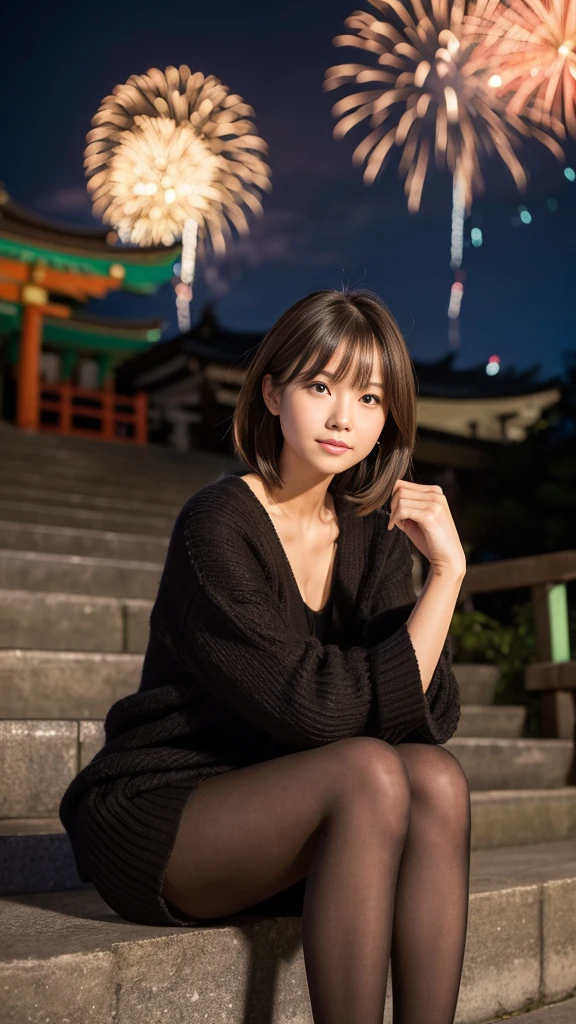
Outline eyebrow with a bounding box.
[318,370,384,390]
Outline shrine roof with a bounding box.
[0,196,180,294]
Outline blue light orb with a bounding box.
[520,210,532,224]
[546,198,558,211]
[471,227,483,246]
[564,167,575,182]
[486,362,500,376]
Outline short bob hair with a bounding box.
[232,287,418,518]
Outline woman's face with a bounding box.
[262,343,387,476]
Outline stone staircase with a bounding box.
[0,423,575,1024]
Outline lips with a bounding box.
[318,440,350,449]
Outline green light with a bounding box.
[564,167,575,182]
[546,198,558,211]
[471,227,482,244]
[520,210,532,224]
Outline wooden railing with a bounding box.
[460,551,576,784]
[39,383,148,445]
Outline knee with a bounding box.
[330,737,412,826]
[401,744,471,833]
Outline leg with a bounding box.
[162,736,412,1024]
[390,743,472,1024]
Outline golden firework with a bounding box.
[464,0,576,137]
[323,0,562,214]
[85,65,272,329]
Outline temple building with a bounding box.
[115,301,563,470]
[0,192,180,443]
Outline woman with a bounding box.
[59,287,470,1024]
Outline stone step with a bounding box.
[484,995,576,1023]
[1,714,574,820]
[455,704,526,738]
[0,651,143,719]
[445,738,574,790]
[471,789,576,849]
[0,436,241,491]
[0,549,162,599]
[0,496,173,534]
[0,458,209,494]
[0,422,237,470]
[0,520,169,562]
[0,591,151,653]
[0,818,94,897]
[0,481,184,518]
[1,838,575,1024]
[452,663,500,706]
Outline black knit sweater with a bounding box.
[59,472,460,864]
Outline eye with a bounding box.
[306,382,381,405]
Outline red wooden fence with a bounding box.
[39,383,148,445]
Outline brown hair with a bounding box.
[231,287,418,518]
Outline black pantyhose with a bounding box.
[161,737,471,1024]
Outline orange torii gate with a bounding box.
[0,256,125,431]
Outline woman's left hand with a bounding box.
[387,479,466,578]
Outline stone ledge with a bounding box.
[0,839,575,1024]
[483,994,576,1023]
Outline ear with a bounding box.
[262,373,280,414]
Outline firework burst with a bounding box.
[323,0,564,349]
[85,65,272,328]
[323,0,562,214]
[464,0,576,138]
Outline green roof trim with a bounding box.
[0,235,180,295]
[0,303,161,356]
[42,321,158,354]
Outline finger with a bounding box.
[392,480,444,495]
[388,502,444,531]
[388,493,445,526]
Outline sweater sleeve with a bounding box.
[357,524,461,745]
[175,513,438,751]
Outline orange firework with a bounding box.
[323,0,563,214]
[464,0,576,138]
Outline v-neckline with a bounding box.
[226,472,345,615]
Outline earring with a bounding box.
[373,440,381,450]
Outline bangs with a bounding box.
[283,315,385,396]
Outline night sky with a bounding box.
[2,0,575,379]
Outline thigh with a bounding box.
[162,736,408,920]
